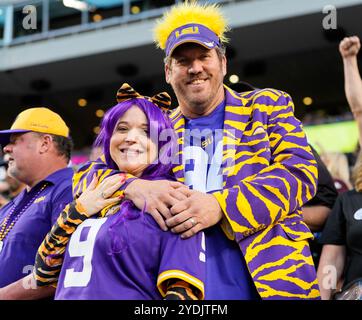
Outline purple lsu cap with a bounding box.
[165,23,221,56]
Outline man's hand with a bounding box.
[166,190,223,239]
[124,179,190,231]
[339,36,360,59]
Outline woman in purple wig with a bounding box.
[33,83,205,300]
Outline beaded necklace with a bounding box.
[0,182,48,253]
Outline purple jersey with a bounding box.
[184,101,259,299]
[55,208,205,300]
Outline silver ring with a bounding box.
[101,191,107,199]
[189,218,196,227]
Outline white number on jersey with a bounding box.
[199,232,206,262]
[183,141,223,192]
[63,218,106,288]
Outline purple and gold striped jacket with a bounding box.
[169,85,320,300]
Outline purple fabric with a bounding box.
[79,226,91,242]
[166,23,220,56]
[55,211,204,300]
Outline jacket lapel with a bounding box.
[221,85,252,180]
[169,108,186,183]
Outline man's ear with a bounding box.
[39,134,52,154]
[222,55,227,77]
[165,62,171,84]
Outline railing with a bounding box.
[0,0,244,47]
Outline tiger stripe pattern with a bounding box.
[34,201,89,286]
[116,83,172,112]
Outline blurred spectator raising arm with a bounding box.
[340,36,362,145]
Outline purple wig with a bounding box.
[95,98,176,180]
[94,98,177,254]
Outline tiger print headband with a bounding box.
[116,83,171,112]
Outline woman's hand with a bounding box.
[77,173,126,216]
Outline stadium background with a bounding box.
[0,0,361,163]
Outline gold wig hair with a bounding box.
[352,150,362,192]
[153,1,229,50]
[321,151,352,190]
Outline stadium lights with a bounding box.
[93,14,103,22]
[303,97,313,106]
[95,109,104,118]
[131,6,141,14]
[63,0,93,12]
[229,74,239,84]
[93,126,100,134]
[78,98,87,107]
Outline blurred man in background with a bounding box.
[0,107,73,299]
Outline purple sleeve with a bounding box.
[157,231,205,299]
[50,184,73,225]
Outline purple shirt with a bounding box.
[0,167,73,287]
[55,208,205,300]
[184,101,259,299]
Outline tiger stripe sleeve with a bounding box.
[72,160,136,201]
[164,280,199,300]
[213,92,318,242]
[33,201,88,287]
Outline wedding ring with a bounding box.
[189,218,196,227]
[101,191,107,199]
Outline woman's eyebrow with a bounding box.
[116,121,148,127]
